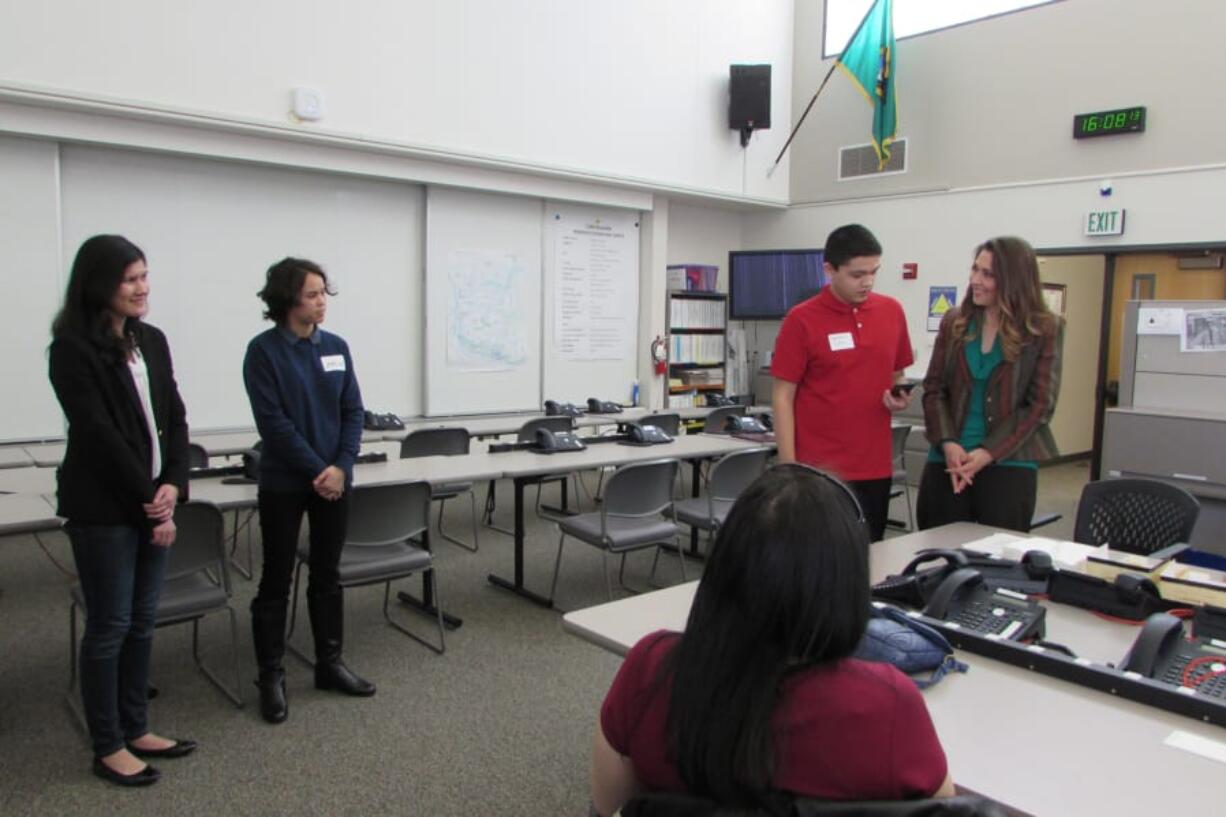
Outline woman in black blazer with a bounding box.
[49,235,195,787]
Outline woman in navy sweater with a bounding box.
[49,235,195,787]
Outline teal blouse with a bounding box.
[928,325,1037,470]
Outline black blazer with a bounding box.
[49,323,190,527]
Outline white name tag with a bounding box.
[827,332,855,351]
[321,354,346,372]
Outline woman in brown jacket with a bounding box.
[917,237,1063,532]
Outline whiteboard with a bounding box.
[424,187,542,415]
[60,145,423,430]
[543,201,641,405]
[0,136,66,441]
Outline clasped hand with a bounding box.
[143,484,179,547]
[314,465,346,501]
[942,442,993,494]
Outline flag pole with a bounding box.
[767,1,881,175]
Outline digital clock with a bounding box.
[1073,106,1146,139]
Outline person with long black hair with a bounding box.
[591,465,953,814]
[50,235,195,787]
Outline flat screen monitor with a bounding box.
[728,249,826,320]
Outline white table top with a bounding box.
[0,447,34,469]
[492,433,769,480]
[0,493,60,535]
[563,522,1223,816]
[0,467,57,495]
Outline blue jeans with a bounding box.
[68,523,168,757]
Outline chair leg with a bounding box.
[437,494,479,552]
[381,580,445,654]
[904,481,916,532]
[192,611,245,707]
[548,531,567,605]
[617,552,629,591]
[649,547,662,584]
[676,537,688,582]
[229,509,254,580]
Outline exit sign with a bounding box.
[1085,209,1125,236]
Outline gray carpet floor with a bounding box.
[0,461,1088,816]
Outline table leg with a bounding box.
[487,476,555,608]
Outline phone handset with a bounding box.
[587,398,623,414]
[1119,613,1185,677]
[923,568,985,619]
[902,549,970,577]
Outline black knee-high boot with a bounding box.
[250,598,289,723]
[308,590,375,697]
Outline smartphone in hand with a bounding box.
[889,380,919,398]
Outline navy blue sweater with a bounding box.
[242,326,364,491]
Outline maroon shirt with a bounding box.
[601,631,947,801]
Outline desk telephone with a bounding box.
[724,414,769,434]
[705,393,736,408]
[363,411,405,431]
[922,568,1047,641]
[1119,612,1226,699]
[544,400,585,418]
[586,398,623,415]
[619,421,673,446]
[873,550,971,608]
[534,427,587,453]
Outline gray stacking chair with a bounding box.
[703,405,746,434]
[1073,478,1200,555]
[287,480,444,654]
[664,447,771,557]
[888,424,916,532]
[187,442,209,468]
[400,427,479,552]
[548,458,684,604]
[67,500,244,728]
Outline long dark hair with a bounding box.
[51,235,146,364]
[664,465,870,804]
[952,236,1056,361]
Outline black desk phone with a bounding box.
[586,398,623,414]
[1120,611,1226,698]
[363,411,405,431]
[705,393,735,407]
[544,400,585,418]
[724,414,769,434]
[923,568,1047,641]
[873,549,970,608]
[619,421,673,446]
[534,427,586,453]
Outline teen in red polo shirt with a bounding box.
[771,224,914,541]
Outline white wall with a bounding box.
[789,0,1226,202]
[665,201,745,291]
[0,0,794,203]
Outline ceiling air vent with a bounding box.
[838,138,907,180]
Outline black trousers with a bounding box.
[254,489,350,608]
[848,477,893,543]
[916,461,1036,533]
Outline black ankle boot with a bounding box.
[309,590,376,697]
[251,598,290,723]
[256,669,288,723]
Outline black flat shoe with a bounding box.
[127,738,197,759]
[92,758,160,787]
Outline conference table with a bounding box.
[561,522,1222,816]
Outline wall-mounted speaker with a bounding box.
[729,64,771,136]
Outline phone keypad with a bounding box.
[946,600,1034,640]
[1159,652,1226,699]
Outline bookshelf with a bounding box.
[665,291,727,408]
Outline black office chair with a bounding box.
[1073,477,1200,555]
[400,427,479,553]
[618,791,1005,817]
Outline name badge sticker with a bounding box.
[827,332,855,351]
[321,354,346,372]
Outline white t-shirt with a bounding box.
[128,348,163,479]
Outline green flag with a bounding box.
[836,0,897,169]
